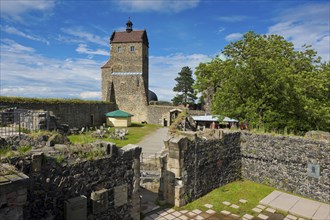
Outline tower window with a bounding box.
[118,46,122,52]
[130,46,135,52]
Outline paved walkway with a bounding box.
[137,127,169,155]
[260,190,330,220]
[143,190,330,220]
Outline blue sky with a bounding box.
[1,0,329,101]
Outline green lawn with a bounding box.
[178,180,274,216]
[68,123,161,147]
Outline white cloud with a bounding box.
[268,3,330,61]
[79,92,102,99]
[2,25,49,45]
[115,0,200,13]
[149,53,210,101]
[1,39,35,53]
[0,0,55,21]
[217,28,225,34]
[225,33,243,41]
[61,28,108,47]
[0,38,212,102]
[0,39,102,100]
[76,44,108,56]
[216,15,249,22]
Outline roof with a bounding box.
[148,90,158,102]
[192,115,238,122]
[110,30,149,46]
[105,110,133,118]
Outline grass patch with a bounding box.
[17,146,32,154]
[69,123,161,147]
[55,154,65,164]
[1,145,33,160]
[0,146,17,159]
[68,134,96,144]
[178,180,274,217]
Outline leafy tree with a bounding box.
[172,66,197,106]
[194,31,329,133]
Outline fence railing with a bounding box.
[0,109,50,137]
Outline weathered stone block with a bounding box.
[31,152,43,172]
[114,184,128,207]
[107,143,118,157]
[91,189,108,214]
[174,185,186,207]
[168,157,180,170]
[64,196,87,220]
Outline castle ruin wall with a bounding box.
[2,145,141,220]
[241,132,329,202]
[160,131,330,206]
[0,100,116,129]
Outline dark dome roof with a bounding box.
[148,90,158,102]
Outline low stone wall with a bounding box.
[159,131,241,206]
[241,132,330,203]
[0,99,116,128]
[4,145,141,220]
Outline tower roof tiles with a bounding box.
[110,30,149,47]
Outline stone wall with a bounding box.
[0,100,115,129]
[109,74,149,123]
[147,106,205,126]
[147,105,178,125]
[159,131,241,207]
[241,132,330,203]
[5,145,141,220]
[0,164,29,220]
[159,130,330,207]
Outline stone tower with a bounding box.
[101,19,149,122]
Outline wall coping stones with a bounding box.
[0,164,29,193]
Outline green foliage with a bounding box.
[0,146,15,159]
[76,149,105,161]
[17,146,32,154]
[55,154,65,164]
[172,66,197,106]
[1,146,32,160]
[0,96,110,104]
[194,31,330,133]
[169,110,188,133]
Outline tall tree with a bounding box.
[172,66,197,106]
[194,31,329,133]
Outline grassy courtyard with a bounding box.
[178,180,274,216]
[68,123,161,147]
